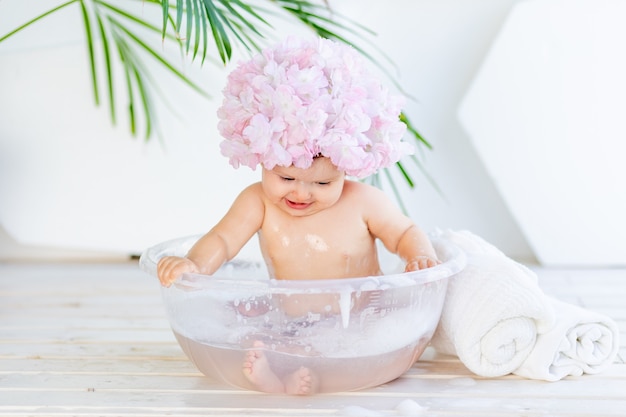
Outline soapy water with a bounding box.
[163,280,445,392]
[165,280,445,358]
[175,330,430,393]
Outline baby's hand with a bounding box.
[157,256,199,287]
[405,256,441,272]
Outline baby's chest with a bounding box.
[260,219,371,261]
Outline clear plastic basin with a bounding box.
[140,236,465,394]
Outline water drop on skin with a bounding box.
[305,234,329,252]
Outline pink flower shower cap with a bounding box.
[217,36,413,178]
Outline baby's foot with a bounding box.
[284,366,317,395]
[242,341,284,393]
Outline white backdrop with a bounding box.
[459,0,626,266]
[0,0,534,261]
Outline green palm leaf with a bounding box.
[78,0,99,105]
[96,13,115,124]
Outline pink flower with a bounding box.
[217,36,413,178]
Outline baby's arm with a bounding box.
[157,184,265,286]
[395,225,440,271]
[360,184,439,271]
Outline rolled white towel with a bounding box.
[430,230,555,377]
[513,297,620,381]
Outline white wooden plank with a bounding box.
[2,388,626,417]
[0,357,197,374]
[3,368,626,397]
[0,328,174,343]
[0,340,183,358]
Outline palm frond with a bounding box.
[382,168,408,215]
[161,0,171,39]
[175,0,185,32]
[0,0,439,203]
[400,112,431,150]
[0,0,78,42]
[96,13,115,124]
[113,34,137,135]
[79,0,99,105]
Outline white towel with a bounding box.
[514,296,620,381]
[430,229,620,381]
[430,229,555,377]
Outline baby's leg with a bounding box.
[242,341,317,395]
[234,296,272,317]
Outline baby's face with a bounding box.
[262,157,345,217]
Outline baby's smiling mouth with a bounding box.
[285,199,312,210]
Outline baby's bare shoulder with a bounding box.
[230,182,266,212]
[342,180,409,226]
[342,180,389,203]
[241,181,263,194]
[237,182,264,200]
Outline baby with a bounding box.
[157,37,439,395]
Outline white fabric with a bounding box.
[514,296,620,381]
[430,230,554,377]
[430,229,619,381]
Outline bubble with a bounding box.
[395,399,426,415]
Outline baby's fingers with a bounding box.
[157,256,195,287]
[405,256,441,272]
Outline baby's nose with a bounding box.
[292,181,311,200]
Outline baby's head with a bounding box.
[217,36,413,179]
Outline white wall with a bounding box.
[0,0,534,261]
[459,0,626,266]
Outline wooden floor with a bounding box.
[1,262,624,416]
